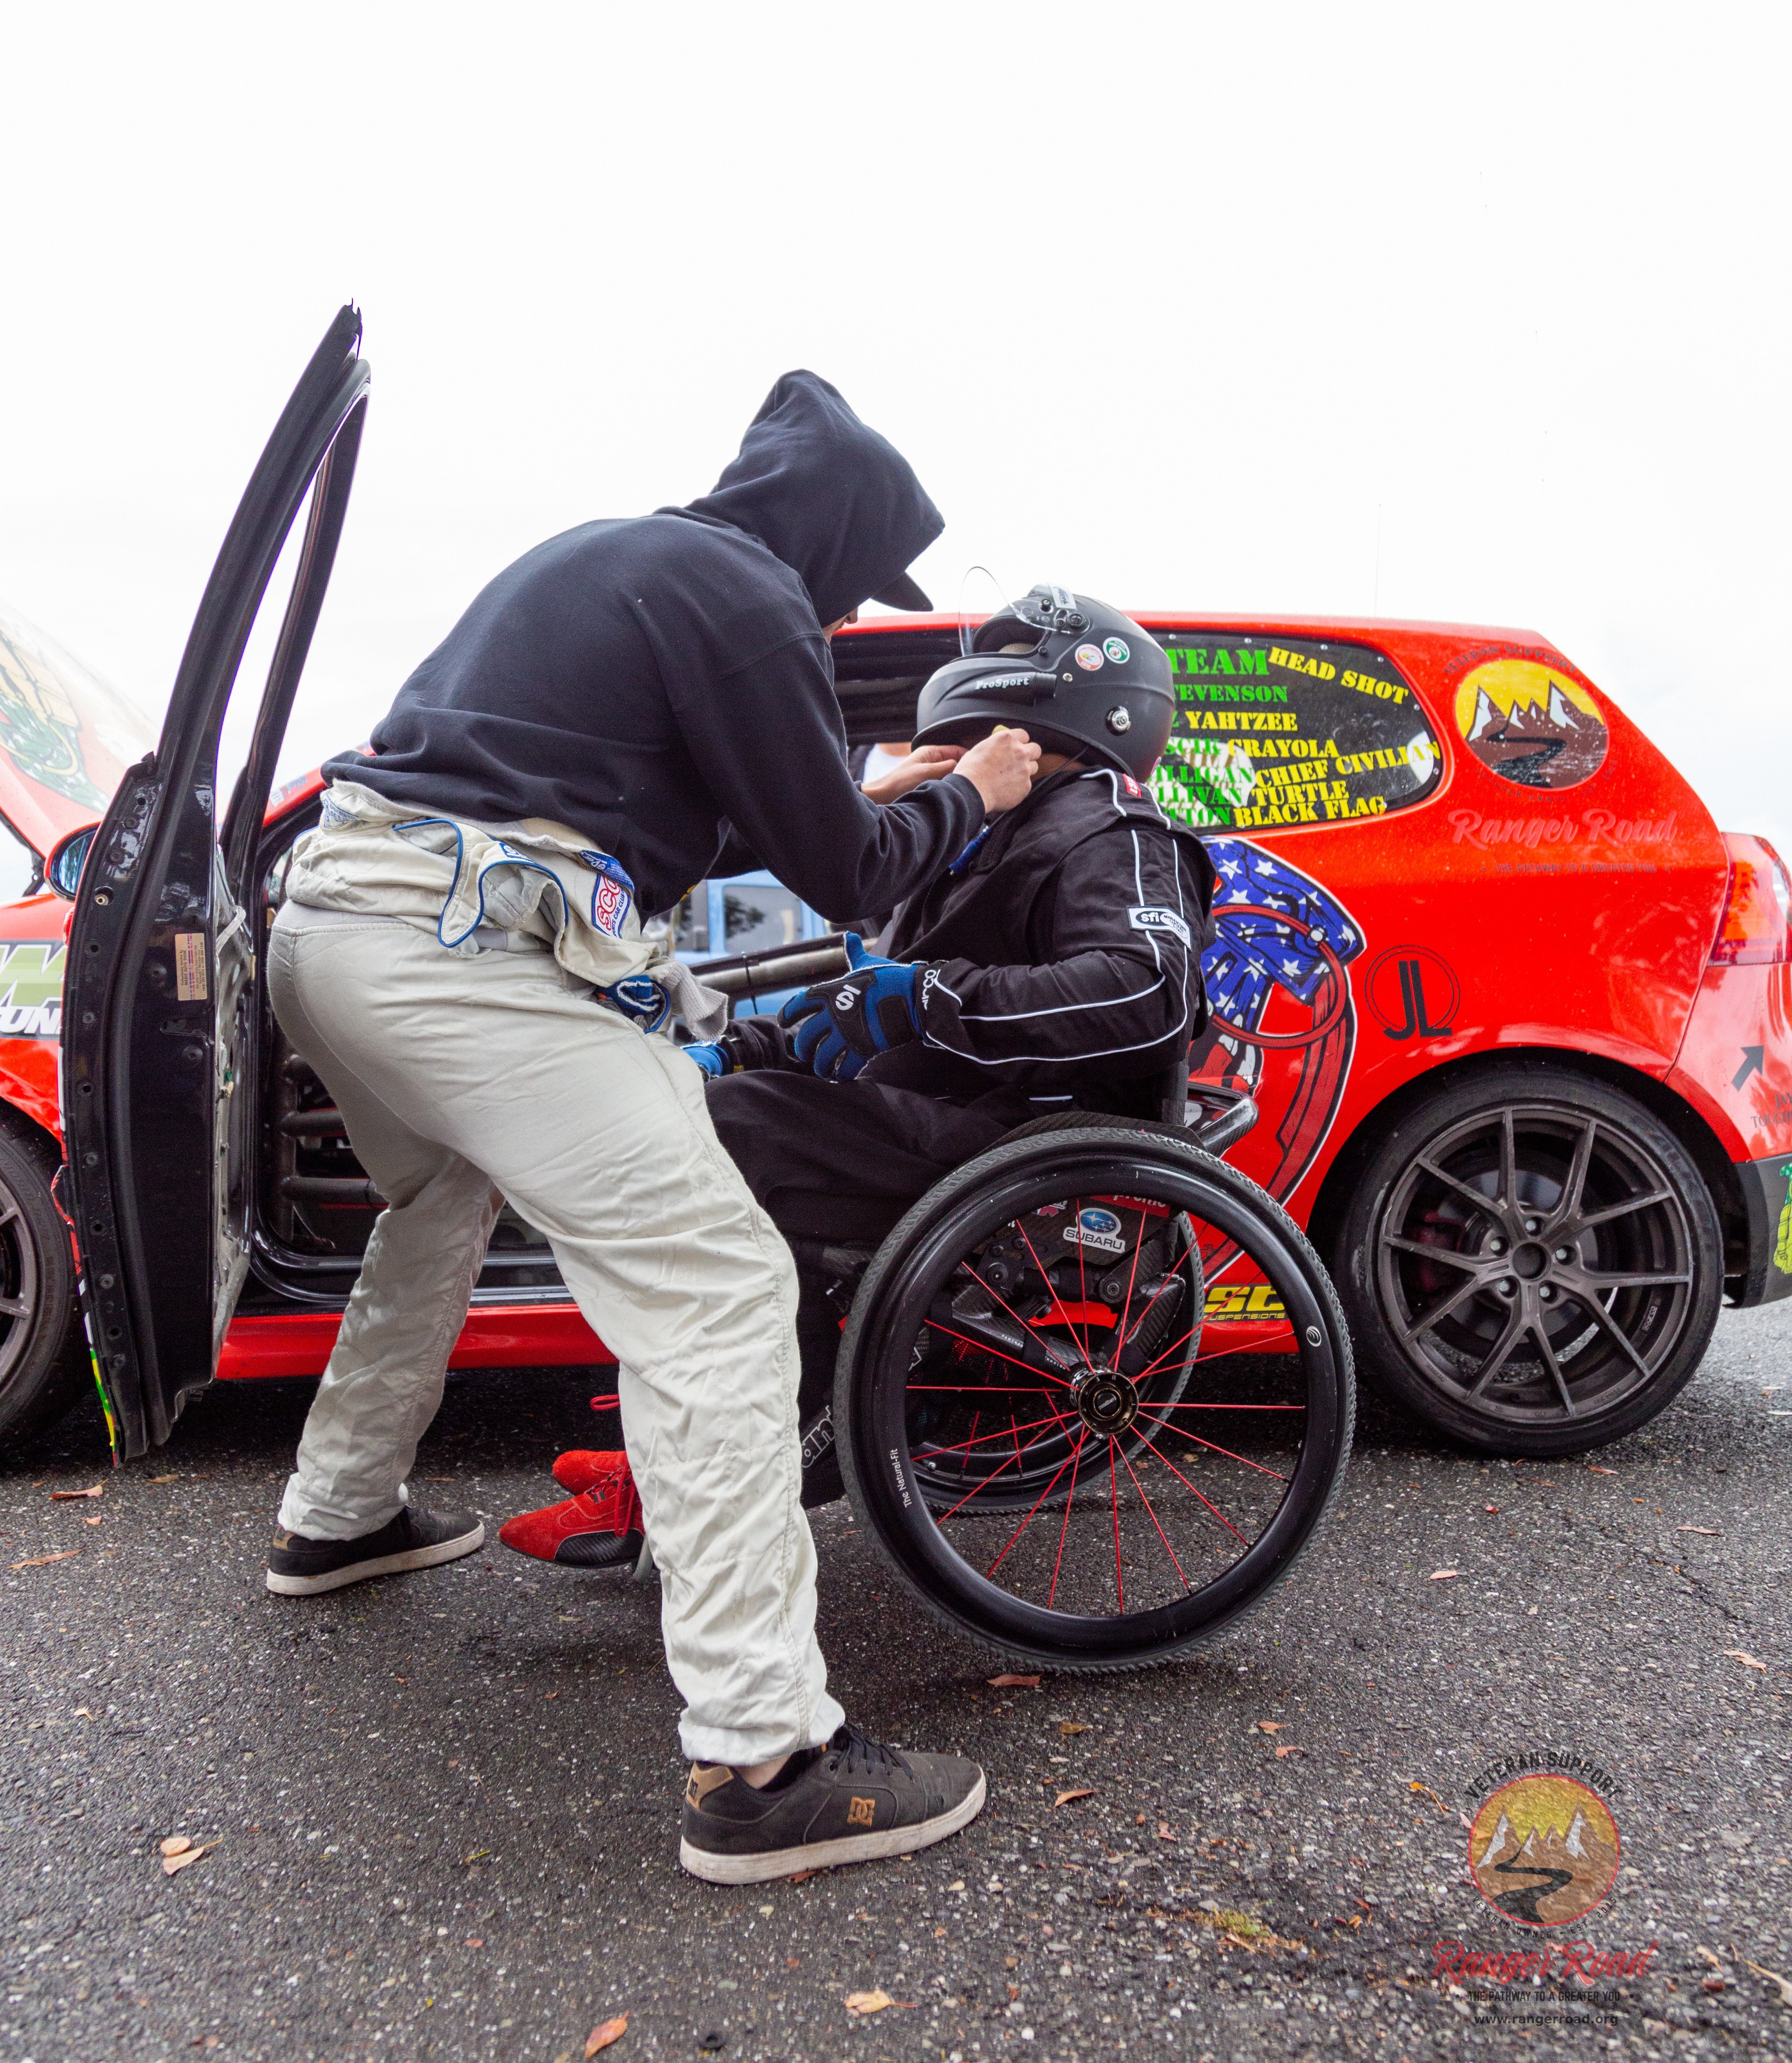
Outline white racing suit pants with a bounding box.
[266,903,846,1765]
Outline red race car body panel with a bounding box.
[15,598,1792,1393]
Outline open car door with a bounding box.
[63,307,370,1457]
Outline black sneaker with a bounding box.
[266,1505,485,1595]
[679,1722,986,1884]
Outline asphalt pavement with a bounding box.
[2,1303,1788,2063]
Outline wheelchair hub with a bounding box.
[1074,1368,1140,1438]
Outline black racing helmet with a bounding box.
[911,585,1174,783]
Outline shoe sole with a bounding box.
[265,1522,486,1596]
[678,1770,987,1885]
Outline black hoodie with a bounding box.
[324,372,978,917]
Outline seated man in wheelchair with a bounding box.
[501,587,1218,1565]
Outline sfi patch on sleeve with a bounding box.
[1128,905,1192,949]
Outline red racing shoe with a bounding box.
[551,1450,616,1496]
[498,1452,644,1570]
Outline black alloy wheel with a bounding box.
[1336,1066,1722,1456]
[835,1126,1354,1671]
[0,1123,88,1448]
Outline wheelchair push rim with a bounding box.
[836,1131,1353,1670]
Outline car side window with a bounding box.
[1150,634,1442,832]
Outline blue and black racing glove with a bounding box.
[780,934,929,1083]
[684,1015,801,1080]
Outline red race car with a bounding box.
[2,309,1786,1462]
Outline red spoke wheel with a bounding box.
[834,1125,1354,1671]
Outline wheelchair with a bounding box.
[781,1055,1356,1675]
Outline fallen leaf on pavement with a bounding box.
[1135,1812,1147,1825]
[1053,1788,1094,1807]
[1429,1569,1460,1581]
[82,1515,102,1526]
[844,1991,894,2015]
[1274,1744,1304,1759]
[584,2014,627,2055]
[787,1869,819,1884]
[987,1674,1040,1689]
[1739,1957,1792,2007]
[464,1938,484,1948]
[1587,1464,1616,1475]
[543,1691,559,1700]
[1254,1720,1282,1733]
[1702,1976,1728,1994]
[160,1836,192,1858]
[1156,1822,1176,1841]
[1484,1504,1498,1514]
[1409,1782,1450,1815]
[1722,1650,1767,1670]
[1680,1526,1720,1536]
[73,1707,93,1721]
[162,1842,216,1875]
[1057,1721,1089,1735]
[147,1474,179,1483]
[50,1485,103,1500]
[10,1550,78,1569]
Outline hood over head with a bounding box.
[679,371,943,625]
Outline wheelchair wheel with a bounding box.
[834,1123,1353,1671]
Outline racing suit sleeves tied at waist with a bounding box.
[284,780,727,1040]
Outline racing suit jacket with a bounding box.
[734,764,1216,1117]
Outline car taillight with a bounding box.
[1711,833,1792,965]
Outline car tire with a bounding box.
[1335,1064,1722,1457]
[0,1123,89,1449]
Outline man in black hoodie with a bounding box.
[261,374,1034,1884]
[325,372,1029,922]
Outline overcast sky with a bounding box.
[3,2,1787,858]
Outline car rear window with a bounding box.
[1151,634,1442,832]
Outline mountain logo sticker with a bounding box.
[1454,658,1609,790]
[1467,1773,1621,1927]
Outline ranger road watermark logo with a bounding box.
[1467,1770,1621,1926]
[1432,1749,1655,2031]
